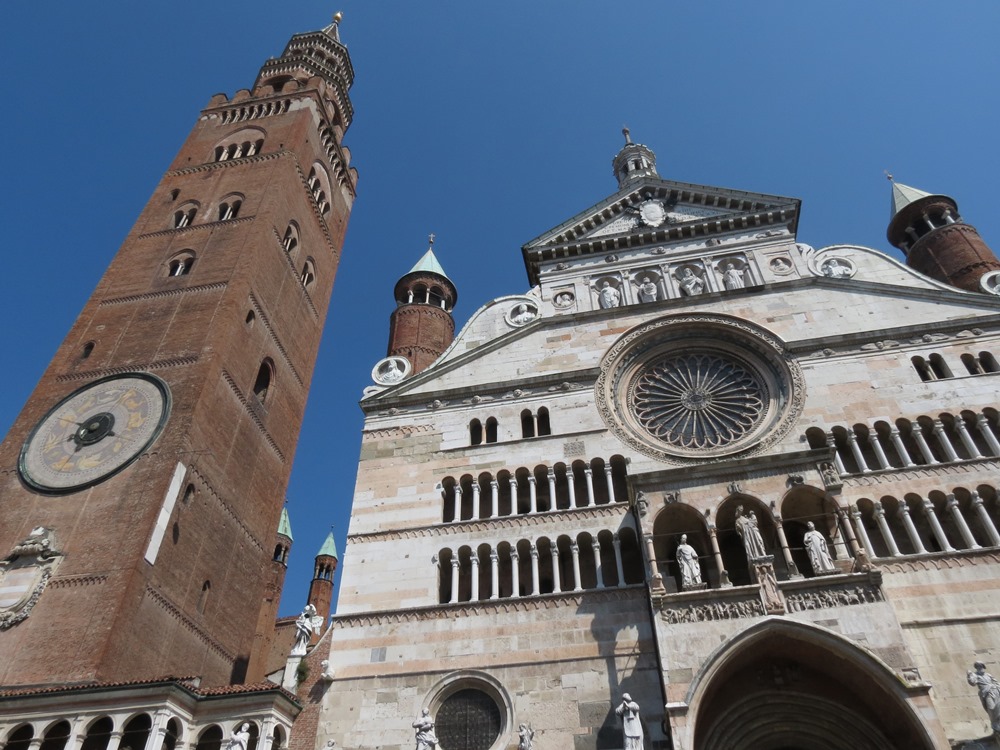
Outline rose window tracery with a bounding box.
[632,353,766,450]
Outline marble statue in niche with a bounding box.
[616,694,643,750]
[721,261,746,290]
[598,281,622,309]
[822,257,854,279]
[677,267,705,296]
[968,662,1000,734]
[225,724,250,750]
[675,534,704,589]
[803,521,836,575]
[291,603,323,656]
[635,275,659,303]
[735,505,767,561]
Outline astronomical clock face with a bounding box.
[19,374,171,493]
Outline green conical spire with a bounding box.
[408,248,450,280]
[890,181,933,219]
[277,507,293,541]
[317,529,338,559]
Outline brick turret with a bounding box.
[306,530,338,637]
[387,237,457,374]
[887,180,1000,293]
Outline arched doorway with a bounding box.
[690,621,937,750]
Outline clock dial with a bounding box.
[19,373,170,493]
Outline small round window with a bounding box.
[435,689,501,750]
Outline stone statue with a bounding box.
[518,723,534,750]
[722,262,745,290]
[675,534,703,589]
[615,693,643,750]
[822,258,852,279]
[803,521,836,575]
[598,281,621,309]
[291,603,323,656]
[678,268,704,296]
[735,505,767,561]
[968,662,1000,733]
[511,303,536,325]
[637,276,658,303]
[381,359,405,384]
[225,724,251,750]
[412,708,439,750]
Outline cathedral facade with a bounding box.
[314,134,1000,750]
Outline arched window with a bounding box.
[307,164,332,217]
[39,722,71,750]
[183,484,195,504]
[120,715,152,750]
[282,222,300,252]
[173,204,197,228]
[979,351,1000,374]
[82,341,95,359]
[167,251,195,277]
[520,409,535,439]
[537,407,551,436]
[5,725,34,750]
[253,359,274,404]
[962,353,984,375]
[300,259,316,289]
[911,355,933,382]
[212,128,265,163]
[219,198,242,221]
[470,419,483,446]
[194,726,223,750]
[80,718,114,750]
[929,353,952,379]
[198,580,211,614]
[485,417,498,444]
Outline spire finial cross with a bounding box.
[884,170,894,182]
[622,126,632,145]
[428,233,435,249]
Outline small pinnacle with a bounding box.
[622,126,632,145]
[333,11,343,23]
[884,170,894,182]
[428,233,435,249]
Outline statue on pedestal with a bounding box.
[291,603,323,656]
[518,723,534,750]
[225,724,250,750]
[615,693,643,750]
[675,534,703,589]
[803,522,836,575]
[735,505,767,561]
[968,662,1000,734]
[413,708,438,750]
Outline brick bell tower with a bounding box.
[386,237,458,374]
[0,15,357,687]
[887,179,1000,293]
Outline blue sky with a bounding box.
[2,2,999,616]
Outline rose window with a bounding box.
[632,353,766,450]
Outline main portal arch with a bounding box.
[685,619,940,750]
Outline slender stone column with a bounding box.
[528,476,538,514]
[570,541,583,591]
[145,712,172,750]
[851,508,878,559]
[109,733,124,750]
[584,466,596,506]
[509,477,519,515]
[490,479,499,518]
[932,420,959,462]
[897,503,927,554]
[947,494,980,549]
[707,524,726,584]
[530,544,540,595]
[773,517,800,577]
[566,466,578,509]
[592,539,605,588]
[550,547,562,593]
[547,468,558,512]
[470,554,480,600]
[847,431,870,473]
[955,419,983,458]
[259,719,277,750]
[643,533,664,589]
[873,501,902,556]
[889,427,916,467]
[453,485,463,522]
[976,414,1000,456]
[490,549,500,599]
[472,481,482,520]
[911,421,939,464]
[612,534,626,587]
[510,548,521,598]
[67,717,88,750]
[972,492,1000,546]
[837,509,860,557]
[605,465,617,503]
[868,432,892,470]
[826,433,847,475]
[921,498,955,552]
[451,558,460,602]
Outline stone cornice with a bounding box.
[332,585,645,627]
[249,289,305,387]
[186,464,267,556]
[269,227,319,321]
[879,548,1000,574]
[55,356,200,383]
[137,215,255,240]
[98,282,227,307]
[841,457,1000,487]
[346,503,628,544]
[144,585,235,662]
[220,369,286,463]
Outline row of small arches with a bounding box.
[164,247,315,291]
[440,456,629,522]
[911,352,999,382]
[1,716,285,750]
[435,529,645,603]
[219,99,292,125]
[172,195,243,229]
[469,408,551,446]
[805,408,1000,475]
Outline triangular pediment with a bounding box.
[525,177,800,251]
